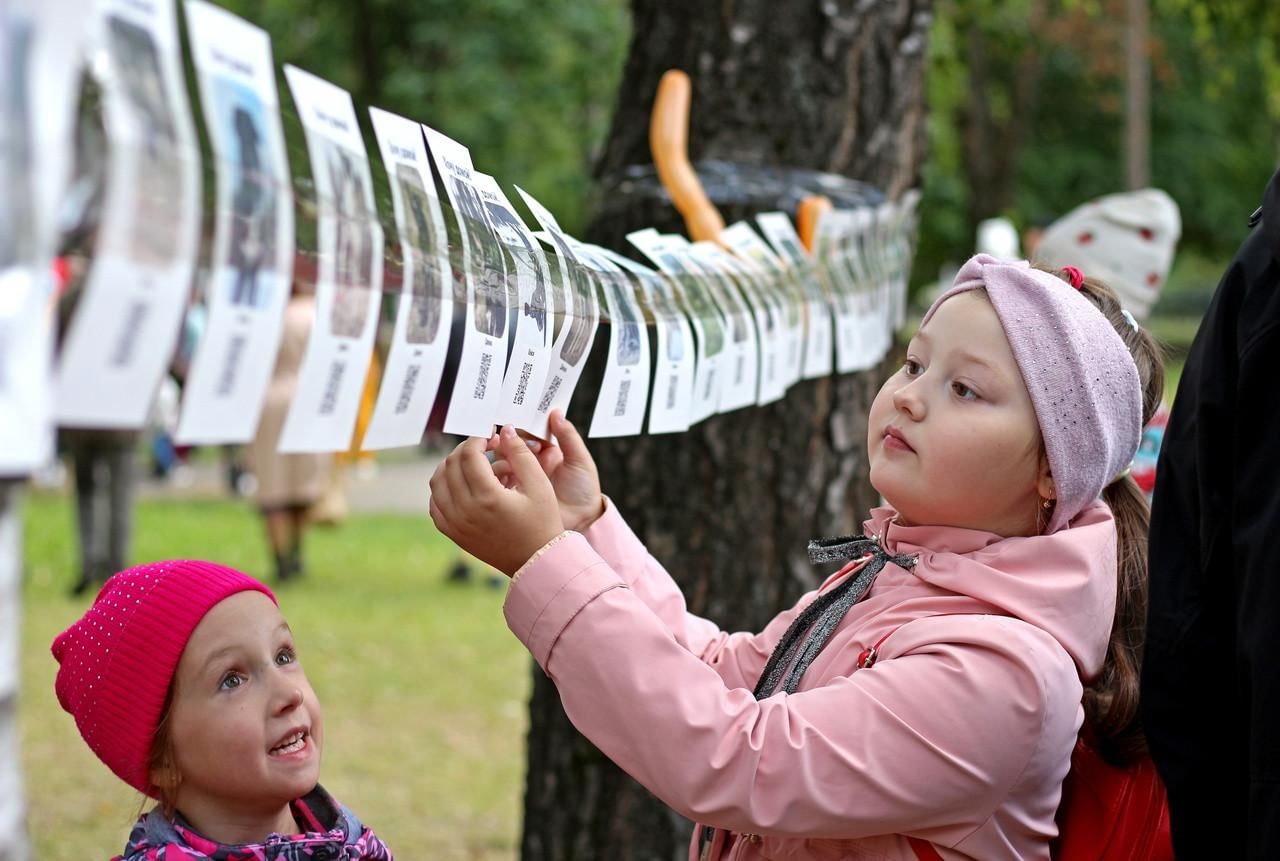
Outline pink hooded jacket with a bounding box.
[504,499,1117,861]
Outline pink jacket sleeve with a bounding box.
[504,532,1062,840]
[578,501,812,691]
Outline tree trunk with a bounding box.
[518,2,931,858]
[1124,0,1150,189]
[0,481,29,861]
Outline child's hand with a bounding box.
[488,410,605,532]
[429,427,565,577]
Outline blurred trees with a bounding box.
[218,0,630,235]
[212,0,1277,291]
[916,0,1280,290]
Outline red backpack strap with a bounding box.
[907,836,945,861]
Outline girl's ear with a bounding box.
[1036,452,1055,502]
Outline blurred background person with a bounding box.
[245,269,329,582]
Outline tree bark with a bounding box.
[518,2,931,858]
[958,0,1048,233]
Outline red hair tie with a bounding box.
[1061,266,1085,290]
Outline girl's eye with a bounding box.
[903,358,922,376]
[952,381,978,400]
[275,647,296,667]
[219,673,244,691]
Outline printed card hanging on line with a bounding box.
[570,243,650,438]
[361,108,455,449]
[719,221,805,391]
[682,239,763,413]
[813,208,862,375]
[424,125,507,439]
[516,187,598,440]
[627,229,725,425]
[689,241,785,407]
[277,65,383,452]
[54,0,202,428]
[0,1,72,473]
[177,0,294,444]
[756,211,835,380]
[473,174,553,433]
[592,247,696,434]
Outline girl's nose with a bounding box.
[274,680,305,714]
[891,381,925,420]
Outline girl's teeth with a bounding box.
[272,734,305,755]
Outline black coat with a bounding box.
[1143,168,1280,860]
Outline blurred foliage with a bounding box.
[917,0,1280,298]
[199,0,1277,298]
[216,0,630,236]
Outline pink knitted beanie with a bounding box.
[922,253,1142,533]
[51,560,275,795]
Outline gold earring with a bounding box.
[1042,498,1053,510]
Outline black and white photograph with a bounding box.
[324,139,376,338]
[106,14,184,265]
[607,277,641,367]
[558,261,594,367]
[449,175,506,339]
[395,163,443,344]
[484,196,547,336]
[1,18,35,272]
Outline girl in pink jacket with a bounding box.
[429,254,1162,860]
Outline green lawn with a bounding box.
[18,493,528,860]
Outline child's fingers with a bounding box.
[428,464,454,521]
[497,425,547,489]
[443,445,478,502]
[459,437,501,494]
[549,410,590,465]
[536,441,565,475]
[428,494,454,537]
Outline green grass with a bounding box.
[18,493,527,860]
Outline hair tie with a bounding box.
[1120,308,1140,333]
[1061,266,1085,290]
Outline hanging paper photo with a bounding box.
[813,208,862,375]
[570,244,649,438]
[690,241,786,407]
[423,125,508,438]
[277,65,382,452]
[515,186,599,440]
[0,11,52,474]
[54,0,201,428]
[892,190,922,330]
[756,211,834,380]
[592,247,695,435]
[473,174,553,432]
[361,107,455,450]
[670,237,760,414]
[627,229,728,425]
[176,0,294,444]
[720,221,805,390]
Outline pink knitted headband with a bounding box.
[921,254,1142,533]
[52,561,276,795]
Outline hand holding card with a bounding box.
[429,428,564,576]
[487,410,604,532]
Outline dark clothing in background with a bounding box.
[1143,169,1280,860]
[62,429,138,592]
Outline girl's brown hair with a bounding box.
[1045,267,1164,766]
[145,683,180,818]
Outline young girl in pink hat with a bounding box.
[52,561,393,860]
[429,253,1164,860]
